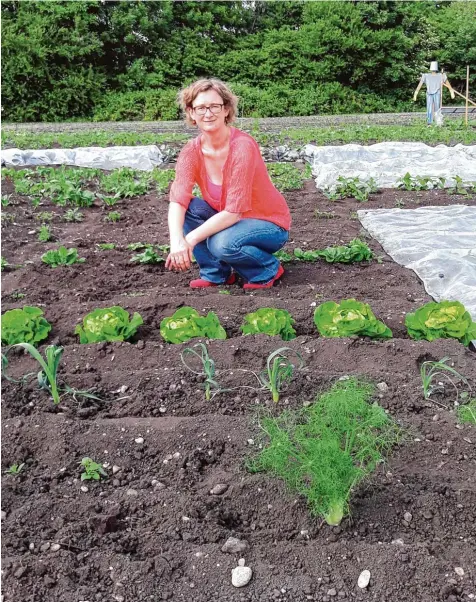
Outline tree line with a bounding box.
[2,0,475,123]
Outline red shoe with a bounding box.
[190,273,236,289]
[243,265,284,290]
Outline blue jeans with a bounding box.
[183,197,289,283]
[426,91,441,124]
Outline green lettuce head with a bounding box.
[314,299,392,339]
[160,306,227,344]
[405,300,476,346]
[1,306,52,346]
[241,308,297,341]
[75,306,144,343]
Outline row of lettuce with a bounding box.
[2,299,475,349]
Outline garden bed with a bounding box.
[1,172,476,602]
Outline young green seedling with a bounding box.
[420,356,470,404]
[457,399,476,424]
[180,342,221,401]
[6,463,25,476]
[260,347,303,403]
[81,457,107,481]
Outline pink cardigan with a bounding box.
[169,127,291,230]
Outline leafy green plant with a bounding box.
[105,211,121,222]
[1,306,52,346]
[81,457,107,481]
[314,299,392,339]
[457,399,476,424]
[181,342,222,401]
[75,306,144,343]
[126,242,154,251]
[6,463,25,476]
[294,239,373,263]
[405,301,476,346]
[41,246,85,268]
[150,168,176,194]
[248,378,401,525]
[38,224,53,242]
[96,243,116,251]
[259,347,303,403]
[266,163,308,192]
[397,173,445,191]
[97,194,118,207]
[55,185,95,208]
[447,175,472,196]
[1,257,10,271]
[241,308,297,341]
[2,344,63,404]
[100,168,149,198]
[420,356,470,403]
[160,307,226,344]
[2,196,11,207]
[273,250,294,263]
[314,209,337,219]
[35,211,55,222]
[63,208,84,222]
[130,247,165,264]
[324,176,378,202]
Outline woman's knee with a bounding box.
[207,232,238,259]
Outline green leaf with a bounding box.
[314,299,392,339]
[75,306,144,343]
[1,306,52,346]
[241,308,297,341]
[160,306,226,344]
[405,300,476,346]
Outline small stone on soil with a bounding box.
[404,512,413,523]
[126,489,138,496]
[135,437,144,444]
[1,511,6,520]
[454,567,464,577]
[210,484,228,495]
[81,486,89,493]
[377,382,388,393]
[112,465,121,474]
[357,570,371,589]
[50,544,61,552]
[222,537,249,554]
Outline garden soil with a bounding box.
[2,173,476,602]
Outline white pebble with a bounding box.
[404,512,413,523]
[377,382,388,393]
[126,489,138,496]
[112,465,121,474]
[358,569,371,589]
[0,511,6,520]
[454,567,465,577]
[80,485,89,493]
[232,559,252,588]
[50,543,61,552]
[135,437,144,444]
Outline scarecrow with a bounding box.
[413,61,455,125]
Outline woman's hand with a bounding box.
[165,238,194,272]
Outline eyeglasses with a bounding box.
[192,103,224,116]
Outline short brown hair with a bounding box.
[178,78,238,126]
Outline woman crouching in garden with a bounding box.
[165,78,291,290]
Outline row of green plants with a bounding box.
[275,238,373,264]
[323,174,476,202]
[3,121,476,152]
[3,353,473,525]
[3,299,475,351]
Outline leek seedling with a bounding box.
[2,344,102,405]
[180,343,221,401]
[260,347,303,403]
[2,344,63,404]
[420,356,470,404]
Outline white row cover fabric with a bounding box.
[1,145,165,171]
[358,205,476,344]
[304,142,476,189]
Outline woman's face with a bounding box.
[190,89,229,133]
